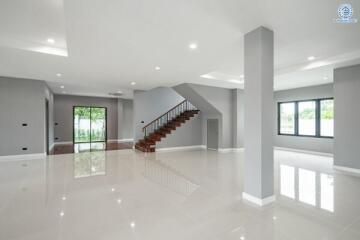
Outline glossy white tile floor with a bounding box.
[1,149,360,240]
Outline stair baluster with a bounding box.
[135,100,199,152]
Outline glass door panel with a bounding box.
[91,107,106,142]
[74,107,106,143]
[74,107,91,143]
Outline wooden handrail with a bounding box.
[142,100,187,131]
[141,100,197,138]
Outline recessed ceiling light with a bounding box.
[130,222,136,228]
[200,74,215,79]
[60,211,65,217]
[47,38,55,44]
[307,56,315,61]
[189,43,198,50]
[272,216,277,220]
[155,66,161,71]
[117,198,122,204]
[323,76,329,80]
[62,196,67,201]
[228,79,243,84]
[60,85,65,89]
[131,82,136,85]
[240,236,245,240]
[111,188,115,192]
[56,73,62,77]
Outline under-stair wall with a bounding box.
[173,83,244,149]
[133,87,203,149]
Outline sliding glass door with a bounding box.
[74,106,107,143]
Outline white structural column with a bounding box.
[243,26,275,206]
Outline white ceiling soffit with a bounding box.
[46,81,134,99]
[0,0,68,57]
[0,0,359,97]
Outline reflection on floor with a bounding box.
[280,164,334,212]
[50,141,133,155]
[74,151,106,178]
[1,149,360,240]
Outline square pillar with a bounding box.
[243,26,275,206]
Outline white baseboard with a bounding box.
[54,141,73,145]
[218,148,244,153]
[156,145,206,152]
[333,165,360,175]
[54,139,134,145]
[49,143,55,151]
[274,147,333,157]
[0,153,46,161]
[242,192,276,206]
[108,139,134,143]
[117,138,134,143]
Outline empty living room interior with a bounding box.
[1,1,360,239]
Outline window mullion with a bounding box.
[295,101,299,136]
[316,100,320,137]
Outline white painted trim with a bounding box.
[0,153,46,161]
[333,165,360,175]
[54,141,73,145]
[156,145,206,152]
[108,139,134,143]
[242,192,276,206]
[207,148,218,151]
[218,148,244,153]
[274,147,333,157]
[49,143,55,151]
[117,138,134,143]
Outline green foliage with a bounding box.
[74,107,106,142]
[299,108,315,119]
[321,101,334,120]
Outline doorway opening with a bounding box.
[73,106,107,143]
[207,119,219,150]
[45,99,50,155]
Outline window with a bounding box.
[279,102,295,134]
[278,98,333,138]
[320,99,334,137]
[298,101,316,136]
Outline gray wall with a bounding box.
[133,87,203,148]
[334,64,360,169]
[274,83,334,154]
[174,83,237,149]
[0,77,49,156]
[54,95,118,142]
[44,85,54,149]
[234,89,244,148]
[118,99,134,140]
[190,84,234,148]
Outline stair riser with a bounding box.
[136,109,199,152]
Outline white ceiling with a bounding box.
[0,0,359,98]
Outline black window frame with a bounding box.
[278,98,334,139]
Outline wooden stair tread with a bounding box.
[136,108,199,152]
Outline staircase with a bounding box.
[135,100,199,152]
